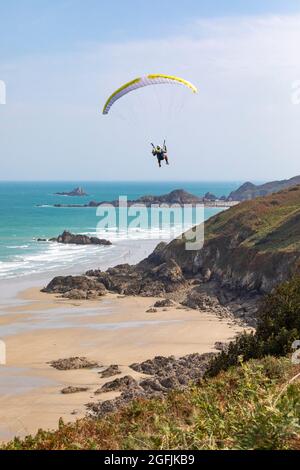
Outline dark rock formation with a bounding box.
[153,299,175,308]
[49,357,99,370]
[42,275,106,300]
[43,257,186,299]
[61,386,89,394]
[87,353,215,418]
[99,365,121,379]
[95,376,138,394]
[49,231,112,246]
[55,187,88,197]
[181,288,232,319]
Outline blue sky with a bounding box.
[2,0,300,58]
[1,1,300,181]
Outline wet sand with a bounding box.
[0,287,248,442]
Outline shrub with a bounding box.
[206,275,300,376]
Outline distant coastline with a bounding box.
[37,189,240,209]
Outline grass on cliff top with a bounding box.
[204,185,300,251]
[3,356,300,450]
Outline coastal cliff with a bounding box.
[152,184,300,294]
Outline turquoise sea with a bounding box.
[0,181,241,280]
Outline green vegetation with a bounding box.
[204,185,300,252]
[207,274,300,377]
[3,357,300,450]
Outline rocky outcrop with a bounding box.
[95,376,138,394]
[153,299,175,308]
[43,258,186,298]
[61,386,89,394]
[55,187,88,197]
[49,357,99,370]
[42,275,106,299]
[87,353,214,418]
[49,231,112,246]
[99,365,121,379]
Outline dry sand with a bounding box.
[0,287,249,442]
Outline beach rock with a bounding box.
[139,378,166,393]
[50,231,112,246]
[42,276,107,297]
[146,308,158,313]
[99,365,121,379]
[153,299,175,308]
[61,386,89,394]
[62,289,87,300]
[95,376,139,394]
[87,399,120,416]
[181,289,232,319]
[88,352,215,419]
[49,357,100,371]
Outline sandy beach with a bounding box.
[0,284,249,442]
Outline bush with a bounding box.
[206,275,300,376]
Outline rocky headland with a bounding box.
[228,174,300,201]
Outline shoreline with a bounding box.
[0,285,249,442]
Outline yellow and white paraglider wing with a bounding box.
[102,74,198,115]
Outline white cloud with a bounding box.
[1,14,300,180]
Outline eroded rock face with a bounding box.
[49,357,99,370]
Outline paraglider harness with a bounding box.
[151,141,168,167]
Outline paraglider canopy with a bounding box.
[102,74,198,115]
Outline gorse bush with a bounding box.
[207,275,300,377]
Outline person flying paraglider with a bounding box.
[102,74,197,169]
[151,141,169,168]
